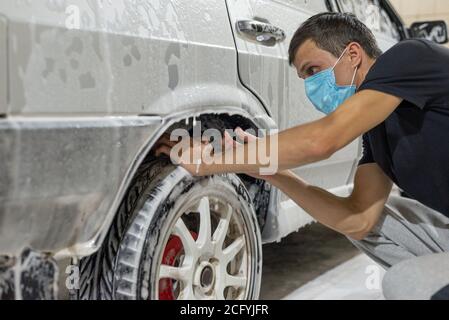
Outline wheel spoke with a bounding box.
[197,197,212,248]
[212,204,233,250]
[173,218,197,256]
[226,274,247,288]
[179,284,196,300]
[223,236,245,263]
[159,265,189,281]
[215,283,226,300]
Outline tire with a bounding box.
[76,159,262,300]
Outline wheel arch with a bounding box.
[60,107,278,259]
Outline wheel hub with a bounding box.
[195,261,216,292]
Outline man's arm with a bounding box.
[193,89,401,175]
[272,89,402,170]
[266,163,393,241]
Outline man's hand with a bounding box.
[154,133,212,176]
[154,128,265,177]
[223,128,268,180]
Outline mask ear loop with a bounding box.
[350,66,358,86]
[332,47,359,86]
[332,47,349,70]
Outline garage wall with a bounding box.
[390,0,449,47]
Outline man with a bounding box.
[156,13,449,300]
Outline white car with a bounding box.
[0,0,445,300]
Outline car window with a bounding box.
[335,0,400,40]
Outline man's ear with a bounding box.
[347,42,363,68]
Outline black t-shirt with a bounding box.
[357,39,449,218]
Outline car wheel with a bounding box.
[76,159,262,300]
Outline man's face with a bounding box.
[293,39,356,86]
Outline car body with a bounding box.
[0,0,444,299]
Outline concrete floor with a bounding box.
[284,254,385,300]
[260,223,362,299]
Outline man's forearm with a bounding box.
[199,90,403,176]
[201,124,330,176]
[265,171,371,239]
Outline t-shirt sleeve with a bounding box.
[358,39,441,109]
[358,133,374,166]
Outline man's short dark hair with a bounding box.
[288,12,382,66]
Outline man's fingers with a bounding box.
[236,127,257,142]
[203,142,214,156]
[155,144,172,157]
[154,138,175,152]
[223,130,236,149]
[223,128,257,149]
[157,135,179,147]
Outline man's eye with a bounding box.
[308,67,318,76]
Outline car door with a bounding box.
[226,0,359,191]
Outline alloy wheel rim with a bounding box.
[157,196,249,300]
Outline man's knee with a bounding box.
[382,254,449,300]
[382,260,415,300]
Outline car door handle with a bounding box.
[236,20,286,46]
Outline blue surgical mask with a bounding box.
[305,48,358,115]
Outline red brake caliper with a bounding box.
[158,231,198,300]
